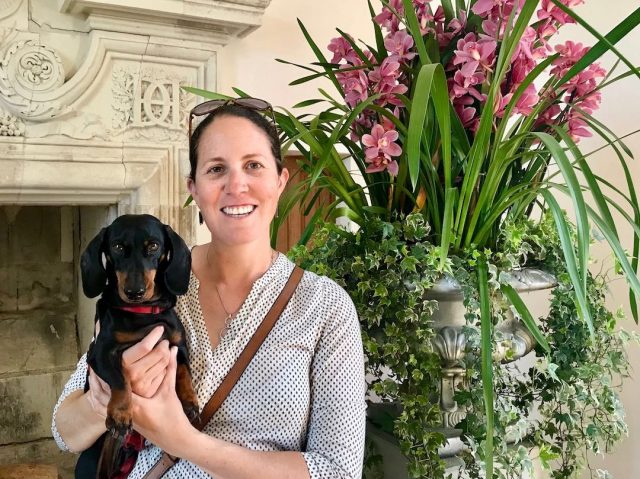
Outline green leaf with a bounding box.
[274,57,320,74]
[540,189,594,337]
[296,18,345,97]
[534,132,590,293]
[477,256,494,479]
[552,2,640,86]
[500,283,551,353]
[336,27,374,68]
[368,0,387,62]
[440,188,456,270]
[401,0,430,64]
[406,64,450,190]
[180,87,232,100]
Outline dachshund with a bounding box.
[77,214,198,479]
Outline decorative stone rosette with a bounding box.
[0,40,66,120]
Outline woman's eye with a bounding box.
[207,165,224,174]
[248,162,263,170]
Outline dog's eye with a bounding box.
[147,242,160,253]
[112,243,124,253]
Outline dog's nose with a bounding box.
[125,288,145,301]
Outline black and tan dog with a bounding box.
[78,214,198,479]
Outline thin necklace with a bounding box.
[212,249,278,340]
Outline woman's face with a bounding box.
[188,115,289,248]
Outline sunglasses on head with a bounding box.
[188,97,278,140]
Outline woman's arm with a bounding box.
[52,326,170,452]
[132,347,311,479]
[53,380,108,453]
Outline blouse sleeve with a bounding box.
[51,351,89,452]
[302,279,367,479]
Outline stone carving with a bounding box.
[0,0,22,20]
[0,109,24,136]
[0,40,66,119]
[111,67,195,142]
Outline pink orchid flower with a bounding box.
[514,84,539,115]
[537,0,585,26]
[384,30,417,63]
[551,41,589,77]
[339,68,370,108]
[369,57,403,87]
[328,36,359,64]
[374,0,404,33]
[453,33,497,73]
[449,65,485,101]
[365,155,400,176]
[453,96,480,131]
[362,124,403,160]
[567,114,592,140]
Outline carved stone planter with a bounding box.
[366,268,557,478]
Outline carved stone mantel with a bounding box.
[0,0,273,244]
[58,0,272,42]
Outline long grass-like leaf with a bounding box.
[534,132,590,293]
[552,2,640,86]
[180,87,232,100]
[440,188,456,269]
[540,190,594,336]
[477,256,494,479]
[406,64,450,190]
[297,18,345,97]
[500,284,551,353]
[401,0,430,63]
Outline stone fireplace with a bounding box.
[0,0,271,475]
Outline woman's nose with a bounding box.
[224,168,249,194]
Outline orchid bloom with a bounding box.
[362,124,402,159]
[453,33,497,73]
[384,30,416,63]
[537,0,585,26]
[362,124,402,175]
[374,0,404,33]
[328,36,359,64]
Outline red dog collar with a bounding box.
[115,305,166,314]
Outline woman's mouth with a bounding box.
[221,205,257,218]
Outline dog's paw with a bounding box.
[182,401,200,425]
[106,414,132,440]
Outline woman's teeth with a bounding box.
[222,206,256,217]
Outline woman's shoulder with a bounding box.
[289,259,356,315]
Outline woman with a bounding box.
[52,99,367,478]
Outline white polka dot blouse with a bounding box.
[52,253,367,478]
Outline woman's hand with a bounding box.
[85,366,110,419]
[122,326,171,398]
[131,346,196,457]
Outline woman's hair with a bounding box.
[188,104,283,181]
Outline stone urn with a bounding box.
[366,268,557,478]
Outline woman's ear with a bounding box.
[278,167,290,193]
[187,177,197,200]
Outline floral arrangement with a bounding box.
[185,0,640,476]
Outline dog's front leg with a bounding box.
[105,370,133,439]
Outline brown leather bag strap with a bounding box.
[142,265,304,479]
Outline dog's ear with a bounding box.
[163,224,191,296]
[80,227,107,298]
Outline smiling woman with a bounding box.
[51,98,367,479]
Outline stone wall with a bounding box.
[0,206,78,477]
